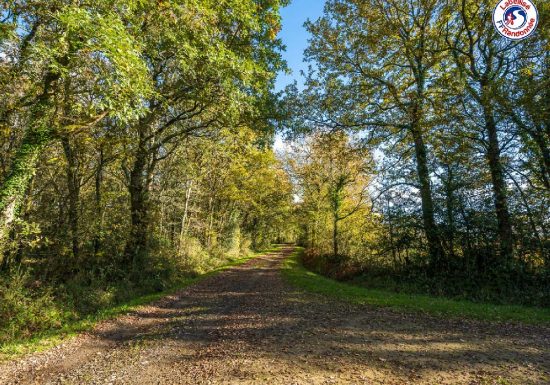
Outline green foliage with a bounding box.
[287,131,380,259]
[283,249,550,325]
[0,272,62,344]
[54,5,152,119]
[0,0,292,349]
[304,252,550,307]
[0,245,279,358]
[285,0,549,308]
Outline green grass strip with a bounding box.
[0,245,281,360]
[282,247,550,325]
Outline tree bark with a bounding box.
[386,199,398,267]
[0,62,64,261]
[410,125,444,268]
[481,97,514,261]
[178,183,193,253]
[444,165,456,259]
[332,213,339,257]
[93,147,104,256]
[0,104,55,258]
[61,135,80,260]
[528,127,550,189]
[124,143,150,268]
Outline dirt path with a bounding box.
[1,246,549,385]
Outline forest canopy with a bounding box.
[0,0,293,343]
[283,0,549,306]
[0,0,548,347]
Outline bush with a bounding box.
[301,248,550,307]
[302,249,363,280]
[0,272,63,344]
[0,233,260,347]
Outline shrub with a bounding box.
[0,272,63,344]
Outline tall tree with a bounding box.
[294,0,449,266]
[0,1,150,260]
[119,0,287,266]
[445,0,538,261]
[289,132,373,258]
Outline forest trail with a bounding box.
[1,246,548,385]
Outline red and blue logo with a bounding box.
[493,0,538,40]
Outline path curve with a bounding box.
[1,246,549,384]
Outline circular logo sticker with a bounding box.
[493,0,538,40]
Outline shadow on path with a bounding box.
[2,246,549,385]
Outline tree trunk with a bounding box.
[61,135,80,260]
[207,196,214,248]
[0,67,62,261]
[410,126,444,267]
[509,174,547,259]
[124,146,150,268]
[93,147,104,256]
[251,217,259,250]
[0,106,53,259]
[528,127,550,189]
[178,183,193,253]
[386,199,398,267]
[0,175,35,272]
[482,98,514,261]
[444,165,456,260]
[333,214,339,257]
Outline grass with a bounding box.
[0,245,281,361]
[282,247,550,325]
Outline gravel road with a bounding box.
[1,246,548,385]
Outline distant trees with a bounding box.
[288,132,377,265]
[286,0,549,303]
[115,0,287,266]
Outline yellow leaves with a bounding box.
[520,67,533,77]
[46,157,61,165]
[265,13,282,41]
[0,124,12,140]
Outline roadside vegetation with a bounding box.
[0,1,293,349]
[0,245,282,360]
[283,248,550,325]
[1,0,549,358]
[283,0,550,308]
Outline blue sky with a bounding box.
[274,0,326,92]
[273,1,326,151]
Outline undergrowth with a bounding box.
[0,245,280,359]
[301,249,550,307]
[283,248,550,325]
